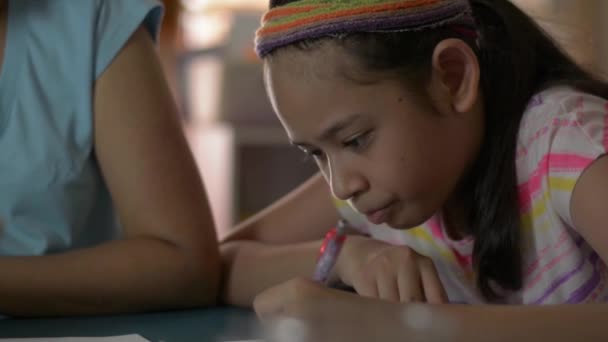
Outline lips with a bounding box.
[364,202,394,225]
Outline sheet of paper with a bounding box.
[0,335,149,342]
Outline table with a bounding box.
[0,306,261,342]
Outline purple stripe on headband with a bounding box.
[257,14,474,57]
[256,3,474,57]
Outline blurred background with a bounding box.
[157,0,608,238]
[159,0,319,239]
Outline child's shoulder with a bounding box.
[518,86,607,143]
[523,86,607,121]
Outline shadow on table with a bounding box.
[0,306,261,342]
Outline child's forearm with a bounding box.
[396,303,608,342]
[221,240,322,307]
[440,303,608,342]
[0,237,219,317]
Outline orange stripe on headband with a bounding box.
[262,5,323,22]
[255,0,476,57]
[259,0,440,35]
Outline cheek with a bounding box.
[377,138,444,197]
[366,141,421,191]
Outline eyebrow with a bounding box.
[291,113,364,147]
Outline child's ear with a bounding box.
[429,38,480,114]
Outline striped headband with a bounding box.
[255,0,477,58]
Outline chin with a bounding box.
[386,209,433,230]
[385,221,418,230]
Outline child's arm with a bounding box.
[222,240,327,307]
[221,173,342,306]
[0,26,220,316]
[222,173,340,243]
[436,303,608,341]
[254,154,608,341]
[255,278,608,342]
[221,174,447,307]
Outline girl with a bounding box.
[0,0,220,316]
[222,0,608,340]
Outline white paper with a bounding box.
[0,335,149,342]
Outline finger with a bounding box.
[397,265,424,302]
[419,258,449,304]
[264,317,312,342]
[352,274,379,299]
[253,278,306,320]
[376,274,401,302]
[253,285,285,321]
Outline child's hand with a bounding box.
[335,235,448,303]
[253,277,404,342]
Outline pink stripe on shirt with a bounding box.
[519,153,594,211]
[526,237,584,289]
[524,230,570,276]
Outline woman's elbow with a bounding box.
[173,240,222,307]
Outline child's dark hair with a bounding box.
[266,0,608,300]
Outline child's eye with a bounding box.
[300,148,326,162]
[309,149,325,158]
[343,131,372,151]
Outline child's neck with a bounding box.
[442,197,471,241]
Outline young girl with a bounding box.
[0,0,220,316]
[221,0,608,340]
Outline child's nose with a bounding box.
[328,162,367,201]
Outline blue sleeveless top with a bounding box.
[0,0,163,255]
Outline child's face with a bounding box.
[265,43,483,229]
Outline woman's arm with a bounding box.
[570,155,608,264]
[0,26,220,316]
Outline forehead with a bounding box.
[266,44,381,105]
[263,44,360,134]
[263,42,416,141]
[268,40,351,74]
[265,43,355,99]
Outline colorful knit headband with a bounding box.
[255,0,477,58]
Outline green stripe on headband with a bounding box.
[263,0,437,26]
[255,0,476,57]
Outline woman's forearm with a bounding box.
[0,237,219,317]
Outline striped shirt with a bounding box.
[336,86,608,304]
